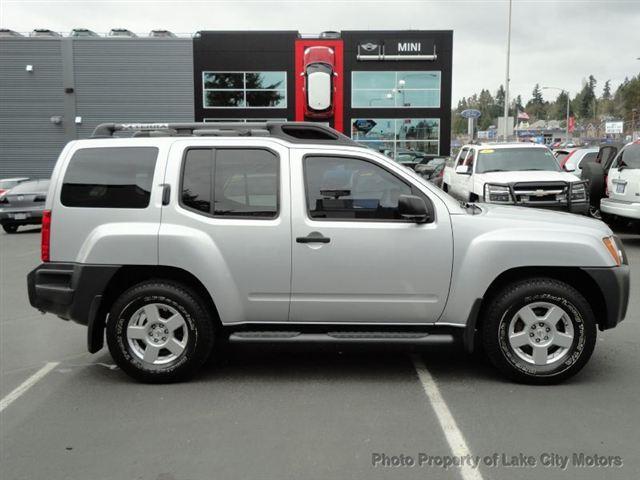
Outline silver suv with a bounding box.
[27,122,630,384]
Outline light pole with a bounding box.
[543,86,570,142]
[502,0,513,141]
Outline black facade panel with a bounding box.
[193,31,297,122]
[342,30,453,156]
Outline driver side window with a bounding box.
[456,148,469,167]
[304,155,412,221]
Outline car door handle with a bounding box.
[296,232,331,244]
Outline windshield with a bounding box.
[616,143,640,169]
[476,147,560,173]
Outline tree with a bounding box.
[549,91,570,121]
[602,80,612,100]
[614,74,640,130]
[576,75,597,119]
[525,83,548,120]
[495,84,505,110]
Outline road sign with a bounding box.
[460,109,481,119]
[605,121,624,134]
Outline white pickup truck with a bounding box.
[443,143,589,214]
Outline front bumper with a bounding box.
[600,198,640,220]
[581,264,631,330]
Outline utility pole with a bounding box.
[503,0,512,142]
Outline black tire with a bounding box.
[2,224,18,233]
[580,162,605,209]
[481,278,596,385]
[106,280,215,383]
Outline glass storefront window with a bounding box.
[203,71,287,108]
[351,71,441,108]
[351,118,440,156]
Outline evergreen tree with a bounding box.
[495,85,505,109]
[525,83,548,120]
[602,80,611,100]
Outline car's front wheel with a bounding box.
[106,280,215,383]
[482,278,596,384]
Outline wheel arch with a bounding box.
[89,265,220,353]
[464,266,607,353]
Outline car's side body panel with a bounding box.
[158,138,292,325]
[288,146,454,324]
[439,206,616,326]
[48,138,170,265]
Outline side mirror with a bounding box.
[455,165,471,175]
[398,194,431,223]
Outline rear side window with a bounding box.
[181,148,279,218]
[615,143,640,169]
[61,147,158,208]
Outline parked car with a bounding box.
[414,157,447,187]
[0,179,49,233]
[600,141,640,226]
[303,46,335,119]
[580,142,625,218]
[28,122,629,385]
[442,143,589,214]
[0,177,30,196]
[556,147,599,175]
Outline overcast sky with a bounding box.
[2,0,638,104]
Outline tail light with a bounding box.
[0,189,6,196]
[41,210,51,262]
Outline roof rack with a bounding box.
[91,121,361,146]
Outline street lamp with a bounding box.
[503,0,513,141]
[543,86,570,142]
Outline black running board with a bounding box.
[228,330,456,345]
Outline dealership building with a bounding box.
[0,29,452,176]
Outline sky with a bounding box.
[1,0,639,105]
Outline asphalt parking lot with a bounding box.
[1,226,639,480]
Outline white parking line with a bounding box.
[0,362,59,413]
[412,355,484,480]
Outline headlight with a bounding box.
[570,182,587,202]
[603,236,623,266]
[483,184,513,204]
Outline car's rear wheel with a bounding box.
[482,278,596,384]
[106,280,215,383]
[2,224,18,233]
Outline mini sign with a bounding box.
[397,42,421,53]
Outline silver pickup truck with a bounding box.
[27,122,629,384]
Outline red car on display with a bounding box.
[302,46,336,119]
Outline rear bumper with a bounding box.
[600,198,640,220]
[0,209,44,225]
[581,265,631,330]
[27,263,119,325]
